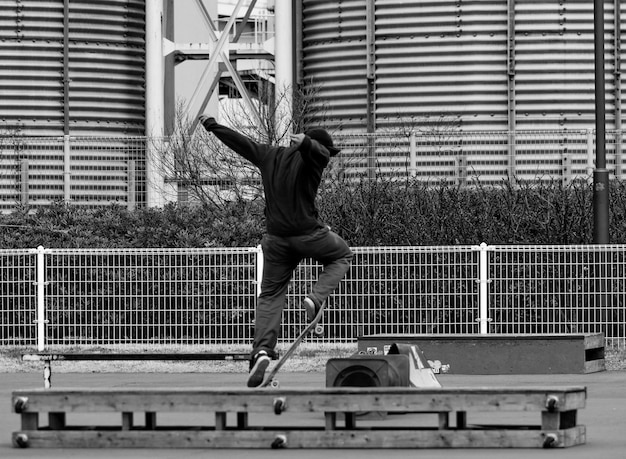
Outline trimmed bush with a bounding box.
[0,177,623,248]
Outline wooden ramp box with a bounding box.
[357,333,605,374]
[12,386,586,449]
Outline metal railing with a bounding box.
[0,130,624,210]
[1,244,624,350]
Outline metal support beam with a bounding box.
[366,0,376,178]
[613,0,623,179]
[507,0,516,183]
[274,0,294,138]
[593,0,610,243]
[63,0,70,136]
[232,0,258,42]
[146,0,166,207]
[185,0,263,134]
[203,11,262,130]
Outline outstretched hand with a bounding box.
[199,115,217,129]
[290,133,306,148]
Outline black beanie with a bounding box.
[305,128,340,156]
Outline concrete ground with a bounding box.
[1,370,624,459]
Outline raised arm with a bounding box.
[200,116,270,166]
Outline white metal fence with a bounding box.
[1,130,624,210]
[1,244,624,350]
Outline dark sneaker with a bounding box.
[302,297,319,322]
[247,350,270,387]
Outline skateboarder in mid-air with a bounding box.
[200,115,353,387]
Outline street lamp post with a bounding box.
[593,0,610,244]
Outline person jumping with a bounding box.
[200,115,353,387]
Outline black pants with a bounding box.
[252,227,353,356]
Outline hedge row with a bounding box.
[1,177,625,249]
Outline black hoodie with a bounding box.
[202,118,330,237]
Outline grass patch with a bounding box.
[606,346,626,371]
[0,344,358,374]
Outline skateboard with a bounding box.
[260,303,326,389]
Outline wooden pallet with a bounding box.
[12,386,586,449]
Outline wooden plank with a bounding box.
[11,387,587,415]
[12,426,586,449]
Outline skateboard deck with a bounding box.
[260,304,326,388]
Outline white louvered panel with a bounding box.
[20,145,65,206]
[69,138,140,204]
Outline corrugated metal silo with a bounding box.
[301,0,369,133]
[0,0,146,210]
[0,0,145,136]
[300,0,623,133]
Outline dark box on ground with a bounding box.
[357,333,605,374]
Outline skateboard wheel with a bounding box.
[14,396,28,413]
[271,434,287,449]
[543,433,558,448]
[273,397,287,415]
[14,433,29,448]
[313,325,324,337]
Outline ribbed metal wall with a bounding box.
[0,0,145,136]
[301,0,623,133]
[301,0,369,132]
[0,1,146,209]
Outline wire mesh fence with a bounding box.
[0,249,37,346]
[0,130,624,210]
[0,136,146,211]
[1,244,624,350]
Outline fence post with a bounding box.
[455,156,467,187]
[63,135,71,203]
[34,245,48,351]
[562,153,571,186]
[20,159,29,205]
[474,242,492,334]
[254,244,263,298]
[409,132,417,177]
[128,160,136,211]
